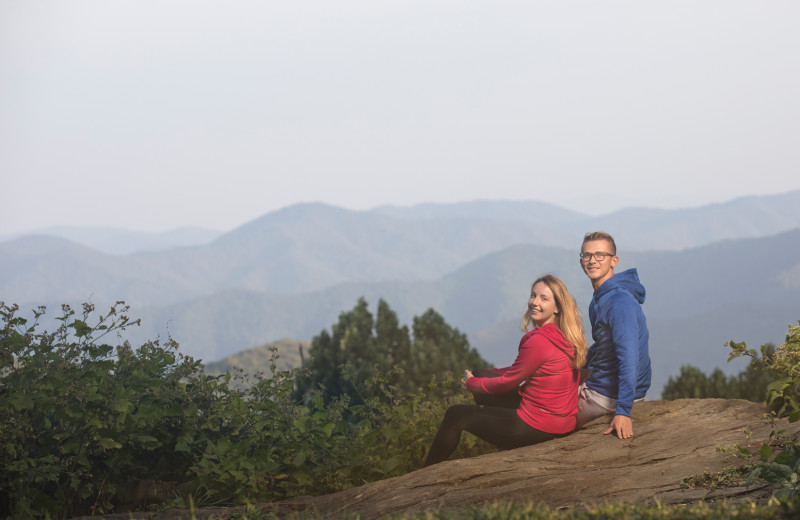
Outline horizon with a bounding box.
[3,187,799,238]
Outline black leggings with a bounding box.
[423,368,556,467]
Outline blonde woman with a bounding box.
[424,274,587,466]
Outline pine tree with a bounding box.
[295,298,489,403]
[661,344,776,401]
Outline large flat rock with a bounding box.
[81,399,796,519]
[271,399,791,518]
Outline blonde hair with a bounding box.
[521,274,587,368]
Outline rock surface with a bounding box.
[82,399,799,519]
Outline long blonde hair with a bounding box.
[521,274,587,368]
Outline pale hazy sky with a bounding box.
[2,1,799,236]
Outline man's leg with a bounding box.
[575,384,615,428]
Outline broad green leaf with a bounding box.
[760,444,774,460]
[111,399,132,413]
[292,451,307,466]
[97,437,122,450]
[10,396,34,411]
[70,320,92,338]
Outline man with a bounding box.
[576,231,651,439]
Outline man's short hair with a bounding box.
[583,231,617,255]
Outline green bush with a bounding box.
[728,323,800,420]
[727,322,800,503]
[0,301,491,518]
[0,301,215,516]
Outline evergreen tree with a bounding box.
[662,344,776,401]
[295,298,490,403]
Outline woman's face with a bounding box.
[528,281,558,327]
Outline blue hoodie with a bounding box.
[586,268,652,416]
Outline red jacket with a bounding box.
[466,323,579,434]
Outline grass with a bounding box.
[164,498,800,520]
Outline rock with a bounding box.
[77,399,798,519]
[268,399,793,518]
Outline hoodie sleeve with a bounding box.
[606,292,643,416]
[466,333,551,394]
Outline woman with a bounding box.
[423,274,587,467]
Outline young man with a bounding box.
[576,231,651,439]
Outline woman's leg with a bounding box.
[470,368,521,409]
[423,404,555,467]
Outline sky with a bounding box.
[2,1,799,236]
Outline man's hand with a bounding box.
[604,414,633,439]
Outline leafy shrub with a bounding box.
[727,322,800,503]
[728,323,800,420]
[0,301,215,517]
[0,301,492,518]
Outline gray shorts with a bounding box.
[575,383,616,428]
[575,384,645,429]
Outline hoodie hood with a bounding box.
[595,268,646,305]
[534,322,575,358]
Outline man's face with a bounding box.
[580,239,618,287]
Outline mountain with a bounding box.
[3,192,799,398]
[131,202,572,294]
[589,191,800,250]
[371,190,800,251]
[0,236,203,306]
[203,338,308,376]
[371,199,588,223]
[0,226,223,255]
[4,191,800,306]
[91,228,800,399]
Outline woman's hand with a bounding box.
[461,369,474,389]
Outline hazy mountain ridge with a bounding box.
[3,192,799,397]
[0,235,204,306]
[67,228,800,399]
[203,338,308,376]
[591,192,800,250]
[0,225,223,255]
[370,199,589,223]
[3,191,799,305]
[131,202,570,294]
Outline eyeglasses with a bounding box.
[579,251,614,262]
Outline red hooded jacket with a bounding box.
[466,322,579,434]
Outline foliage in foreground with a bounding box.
[0,301,492,519]
[231,498,800,520]
[725,323,800,503]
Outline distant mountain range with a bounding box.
[0,226,224,255]
[2,190,799,397]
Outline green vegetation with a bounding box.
[726,323,800,502]
[189,499,800,520]
[677,323,800,508]
[4,296,800,519]
[0,300,491,519]
[680,464,757,489]
[294,297,489,402]
[662,344,776,401]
